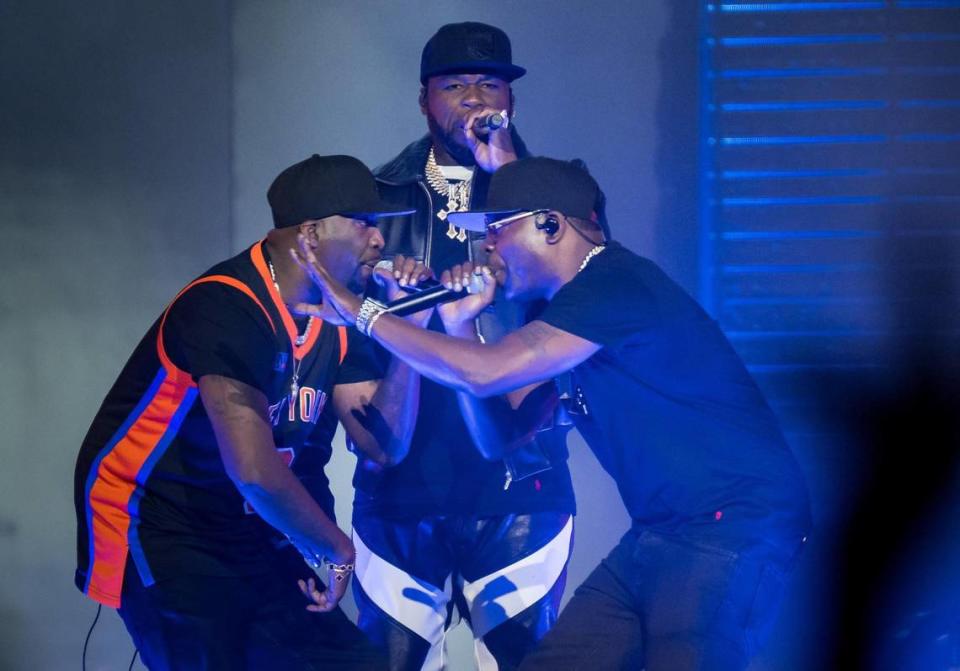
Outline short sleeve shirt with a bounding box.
[536,242,811,558]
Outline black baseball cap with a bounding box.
[449,157,610,239]
[420,22,526,84]
[267,154,414,228]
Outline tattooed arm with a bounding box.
[365,317,601,398]
[331,355,420,467]
[200,374,353,609]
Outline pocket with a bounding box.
[630,530,742,634]
[743,563,788,657]
[633,528,740,562]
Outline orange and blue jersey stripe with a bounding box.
[81,364,198,606]
[81,274,274,607]
[79,243,346,607]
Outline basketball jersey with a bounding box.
[74,241,379,607]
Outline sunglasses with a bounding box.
[485,209,548,234]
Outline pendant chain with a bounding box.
[267,260,314,346]
[267,260,312,400]
[425,147,472,243]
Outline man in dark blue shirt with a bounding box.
[293,157,811,670]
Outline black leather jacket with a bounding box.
[373,131,532,340]
[373,131,531,267]
[369,132,566,486]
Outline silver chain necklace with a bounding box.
[425,147,472,242]
[578,245,606,273]
[267,260,314,346]
[268,260,314,400]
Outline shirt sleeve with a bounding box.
[335,327,385,385]
[162,281,278,393]
[536,246,659,349]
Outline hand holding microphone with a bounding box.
[471,111,509,134]
[355,259,493,338]
[437,261,497,337]
[375,258,487,318]
[373,256,434,302]
[463,108,517,173]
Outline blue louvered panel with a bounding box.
[700,1,960,430]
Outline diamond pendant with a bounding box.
[289,376,299,401]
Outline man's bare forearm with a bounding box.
[344,356,420,466]
[200,375,353,562]
[368,313,539,396]
[372,356,419,461]
[456,392,519,460]
[235,469,350,560]
[444,319,525,459]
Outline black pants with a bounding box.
[520,528,794,671]
[117,549,386,671]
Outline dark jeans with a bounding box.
[519,528,793,671]
[117,549,386,671]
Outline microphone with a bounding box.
[373,260,481,317]
[471,111,508,133]
[384,283,467,317]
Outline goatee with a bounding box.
[426,115,476,168]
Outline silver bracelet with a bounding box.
[355,297,386,336]
[324,558,355,582]
[365,308,386,335]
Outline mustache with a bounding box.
[426,115,477,166]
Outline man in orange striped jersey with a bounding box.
[74,155,431,669]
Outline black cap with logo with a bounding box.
[449,157,610,240]
[267,154,414,229]
[420,22,526,84]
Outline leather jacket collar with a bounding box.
[374,130,531,185]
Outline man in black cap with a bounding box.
[74,155,433,669]
[293,157,812,671]
[352,21,577,671]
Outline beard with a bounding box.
[426,113,477,167]
[347,264,373,294]
[347,276,366,294]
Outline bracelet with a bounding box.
[324,559,356,582]
[365,308,386,335]
[355,297,386,336]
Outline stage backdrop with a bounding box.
[2,2,834,670]
[0,2,233,669]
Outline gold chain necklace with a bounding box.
[425,147,472,242]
